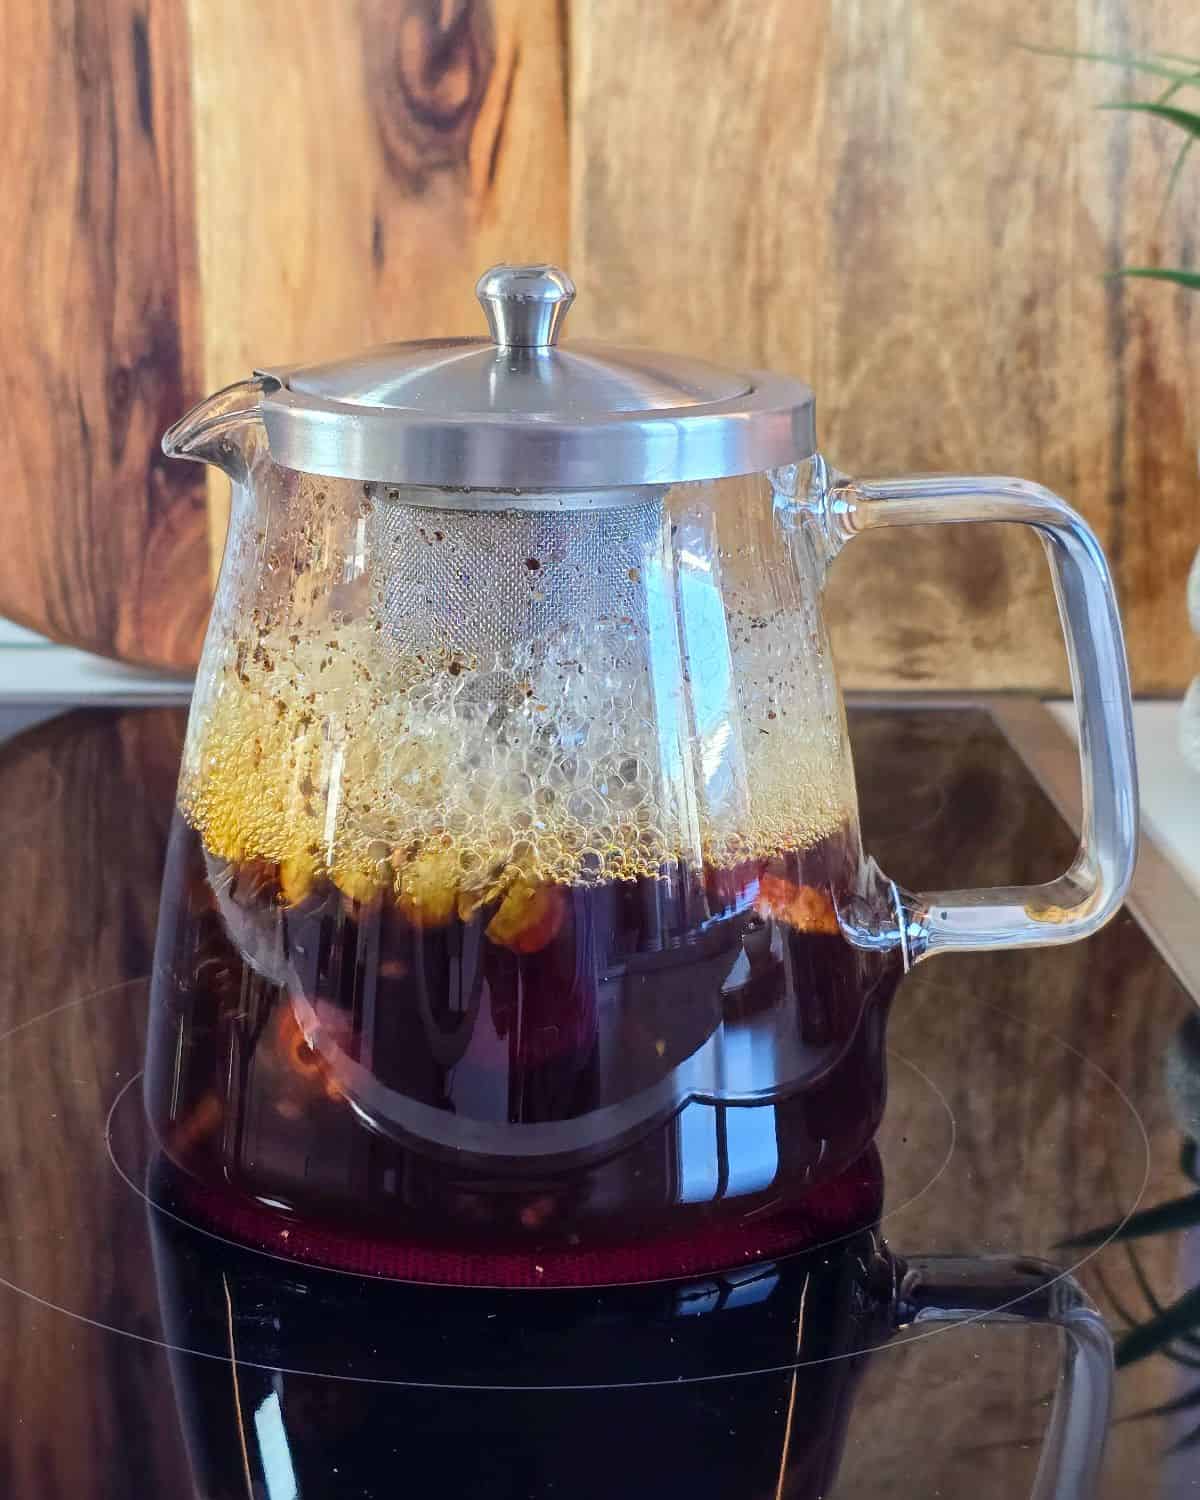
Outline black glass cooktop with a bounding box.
[0,699,1195,1498]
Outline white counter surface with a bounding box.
[1048,698,1200,899]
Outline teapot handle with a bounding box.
[826,473,1138,962]
[895,1254,1114,1499]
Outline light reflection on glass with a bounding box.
[254,1389,299,1500]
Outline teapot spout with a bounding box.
[162,377,276,481]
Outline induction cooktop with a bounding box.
[0,697,1194,1498]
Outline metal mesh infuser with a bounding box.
[371,494,668,687]
[350,488,690,886]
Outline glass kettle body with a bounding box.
[146,265,1137,1285]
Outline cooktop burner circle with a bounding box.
[0,972,1149,1388]
[106,1054,957,1287]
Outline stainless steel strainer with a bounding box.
[370,494,666,667]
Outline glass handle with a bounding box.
[896,1254,1114,1499]
[828,473,1138,960]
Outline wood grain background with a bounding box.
[2,0,1198,692]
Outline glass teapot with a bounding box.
[147,263,1137,1285]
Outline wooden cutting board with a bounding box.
[2,0,1198,692]
[0,0,566,670]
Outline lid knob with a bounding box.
[476,264,576,350]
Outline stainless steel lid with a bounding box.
[257,264,816,490]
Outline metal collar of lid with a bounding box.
[257,368,817,495]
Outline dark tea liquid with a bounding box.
[147,811,900,1284]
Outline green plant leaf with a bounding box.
[1156,73,1200,108]
[1110,268,1200,290]
[1099,100,1200,138]
[1022,44,1200,86]
[1116,1385,1200,1424]
[1057,1190,1200,1247]
[1146,78,1200,212]
[1116,1284,1200,1368]
[1152,52,1200,70]
[1169,1416,1200,1454]
[1162,136,1196,206]
[1091,1252,1200,1362]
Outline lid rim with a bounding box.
[260,370,816,490]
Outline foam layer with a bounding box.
[181,610,853,907]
